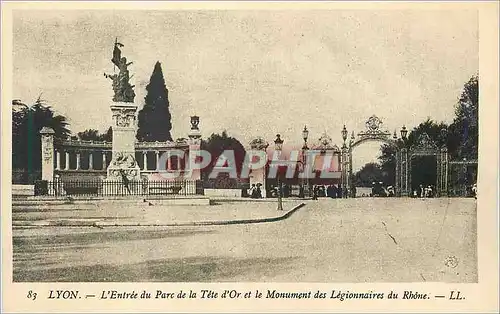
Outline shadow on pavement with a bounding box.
[13,229,218,253]
[14,256,299,282]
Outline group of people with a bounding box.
[311,184,345,199]
[245,183,263,199]
[412,184,435,198]
[370,182,394,197]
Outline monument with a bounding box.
[104,40,141,186]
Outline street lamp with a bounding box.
[400,125,408,140]
[274,134,284,210]
[462,157,468,197]
[302,125,309,149]
[341,125,348,148]
[301,126,309,198]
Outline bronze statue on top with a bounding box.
[104,40,136,103]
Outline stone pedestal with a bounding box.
[249,167,267,198]
[105,102,141,189]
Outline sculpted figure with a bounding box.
[104,41,136,102]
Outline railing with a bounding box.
[34,180,204,197]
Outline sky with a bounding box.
[12,9,478,170]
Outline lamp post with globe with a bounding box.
[274,134,284,210]
[300,126,309,198]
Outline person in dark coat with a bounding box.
[312,185,318,200]
[251,184,259,198]
[119,169,131,194]
[256,183,262,198]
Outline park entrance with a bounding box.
[407,132,448,197]
[340,115,449,197]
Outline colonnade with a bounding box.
[54,149,186,171]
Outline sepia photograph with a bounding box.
[5,3,488,288]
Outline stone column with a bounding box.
[155,151,160,170]
[102,151,107,170]
[167,153,172,170]
[55,150,61,170]
[89,152,93,170]
[40,127,55,181]
[142,151,147,170]
[65,151,70,170]
[76,151,81,170]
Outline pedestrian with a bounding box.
[248,184,255,197]
[256,183,262,199]
[120,169,131,194]
[251,184,259,198]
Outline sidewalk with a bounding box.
[12,200,305,227]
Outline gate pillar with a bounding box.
[439,146,449,197]
[400,147,409,196]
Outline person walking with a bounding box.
[256,183,263,198]
[119,169,131,195]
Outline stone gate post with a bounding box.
[187,116,202,181]
[249,137,269,198]
[40,127,55,181]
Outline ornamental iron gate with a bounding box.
[407,133,448,197]
[341,116,449,197]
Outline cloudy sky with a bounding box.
[13,9,478,170]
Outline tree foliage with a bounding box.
[77,127,112,142]
[136,61,173,142]
[352,162,385,187]
[201,130,247,180]
[12,98,71,173]
[377,74,479,189]
[448,74,478,159]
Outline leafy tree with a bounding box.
[77,127,112,142]
[12,98,70,182]
[201,131,247,183]
[136,61,173,141]
[448,74,478,159]
[77,129,99,140]
[352,162,385,187]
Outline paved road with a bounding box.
[13,198,477,282]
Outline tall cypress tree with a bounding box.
[137,61,173,141]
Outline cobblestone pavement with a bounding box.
[12,198,477,283]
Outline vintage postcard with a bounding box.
[1,1,498,313]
